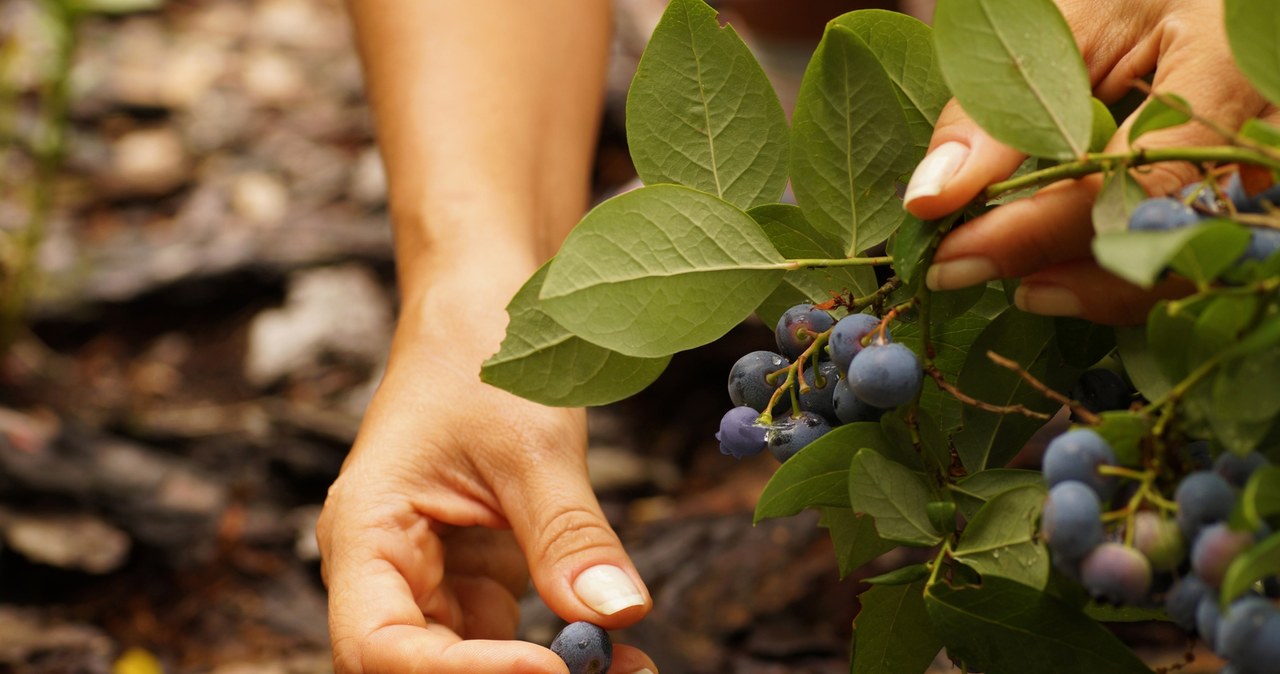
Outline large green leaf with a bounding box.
[1114,326,1173,402]
[1091,170,1148,235]
[820,507,897,578]
[1221,530,1280,606]
[625,0,789,208]
[925,577,1153,674]
[933,0,1092,159]
[1226,0,1280,107]
[953,485,1049,590]
[897,308,1000,434]
[482,265,671,405]
[829,10,949,150]
[851,581,943,674]
[1127,93,1192,144]
[849,448,942,547]
[949,469,1045,520]
[1235,465,1280,531]
[953,311,1076,471]
[755,422,890,521]
[1093,220,1250,289]
[540,185,785,357]
[789,22,917,255]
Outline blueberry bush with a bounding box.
[480,0,1280,671]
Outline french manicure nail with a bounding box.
[573,565,645,616]
[630,669,657,674]
[1014,285,1083,317]
[904,141,970,205]
[925,257,999,291]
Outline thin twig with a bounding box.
[1134,80,1280,163]
[926,366,1051,420]
[985,351,1102,425]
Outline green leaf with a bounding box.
[887,215,942,286]
[1221,531,1280,606]
[950,469,1046,521]
[924,577,1153,674]
[849,448,942,546]
[897,308,1000,433]
[70,0,162,13]
[750,203,878,301]
[1091,411,1149,467]
[625,0,789,209]
[1093,221,1249,289]
[933,0,1092,159]
[482,265,672,405]
[821,507,897,578]
[540,185,785,357]
[1237,466,1280,531]
[1240,118,1280,149]
[1146,299,1204,385]
[1084,603,1172,623]
[864,563,931,586]
[953,485,1049,589]
[829,10,950,150]
[1091,170,1147,235]
[851,581,943,674]
[1226,0,1280,108]
[1127,94,1192,143]
[1088,97,1118,153]
[1115,326,1173,402]
[789,22,917,255]
[953,311,1076,472]
[1208,343,1280,456]
[755,422,890,521]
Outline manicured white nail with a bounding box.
[573,565,644,616]
[904,141,970,205]
[629,669,657,674]
[925,257,998,291]
[1015,285,1083,317]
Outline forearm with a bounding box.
[346,0,612,307]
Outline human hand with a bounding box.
[317,270,657,674]
[904,0,1280,325]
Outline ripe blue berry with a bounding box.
[716,406,768,459]
[1129,197,1201,231]
[1217,596,1276,662]
[1191,523,1255,589]
[766,411,832,463]
[1042,429,1117,496]
[727,350,790,413]
[1241,227,1280,263]
[1197,593,1223,650]
[1175,471,1235,541]
[1041,481,1104,562]
[1215,451,1268,488]
[549,622,612,674]
[1230,609,1280,673]
[1165,575,1211,633]
[832,377,885,425]
[828,313,884,375]
[799,361,840,423]
[848,343,922,409]
[775,304,835,360]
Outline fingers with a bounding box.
[903,100,1028,220]
[609,644,660,674]
[487,431,652,629]
[1016,260,1195,326]
[360,625,568,674]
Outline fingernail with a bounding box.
[1015,285,1083,317]
[573,565,644,616]
[925,257,998,291]
[630,669,656,674]
[904,141,970,205]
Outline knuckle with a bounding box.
[530,501,617,568]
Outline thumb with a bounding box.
[903,98,1028,221]
[495,442,652,628]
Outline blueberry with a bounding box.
[1215,451,1269,488]
[1196,593,1223,651]
[1041,481,1104,562]
[1070,369,1133,415]
[549,621,612,674]
[848,343,922,409]
[1231,610,1280,673]
[1042,429,1117,496]
[1191,523,1255,589]
[799,361,840,423]
[828,313,884,375]
[1179,182,1223,216]
[1165,575,1211,633]
[832,377,885,425]
[1217,596,1276,662]
[1241,227,1280,263]
[1129,196,1201,231]
[766,411,832,463]
[1080,542,1152,605]
[716,406,768,459]
[775,304,835,360]
[1175,471,1235,541]
[727,350,790,413]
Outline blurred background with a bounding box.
[0,0,1208,673]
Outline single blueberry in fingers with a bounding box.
[549,621,612,674]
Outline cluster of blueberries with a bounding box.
[1129,171,1280,262]
[716,303,922,462]
[1040,428,1278,673]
